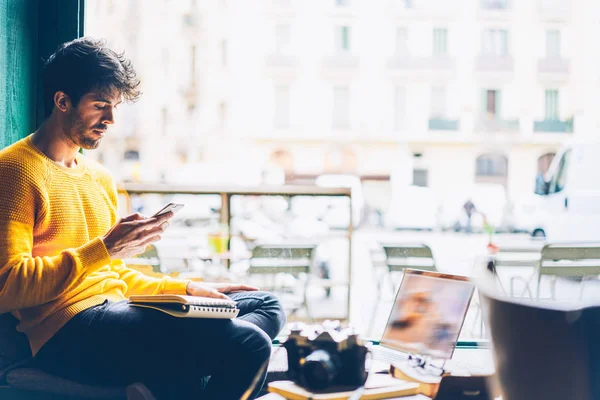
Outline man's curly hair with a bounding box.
[42,37,141,116]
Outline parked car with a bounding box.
[508,193,547,237]
[534,140,600,241]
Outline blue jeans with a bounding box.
[35,291,286,400]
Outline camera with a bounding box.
[283,321,369,392]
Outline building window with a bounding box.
[546,30,561,58]
[537,153,555,174]
[124,150,140,161]
[476,154,508,177]
[220,39,228,67]
[274,85,290,129]
[433,28,448,56]
[483,89,500,118]
[275,24,291,54]
[481,0,508,10]
[483,29,508,56]
[336,26,351,52]
[545,89,559,120]
[219,102,227,132]
[333,87,350,128]
[189,44,197,85]
[161,107,168,137]
[476,154,508,176]
[394,86,406,131]
[395,27,409,56]
[430,87,446,118]
[413,169,429,187]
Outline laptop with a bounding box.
[370,269,475,368]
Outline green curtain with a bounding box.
[0,0,84,149]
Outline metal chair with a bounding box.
[536,243,600,300]
[381,244,437,294]
[490,242,544,298]
[247,244,317,321]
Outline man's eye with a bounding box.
[95,105,106,110]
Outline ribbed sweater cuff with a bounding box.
[161,277,192,294]
[75,237,112,272]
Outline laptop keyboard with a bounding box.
[370,346,409,365]
[369,346,494,376]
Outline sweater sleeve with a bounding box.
[111,261,191,297]
[0,165,112,313]
[99,164,190,297]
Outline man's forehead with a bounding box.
[85,89,123,104]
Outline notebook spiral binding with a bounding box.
[181,304,237,314]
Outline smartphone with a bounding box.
[152,203,185,217]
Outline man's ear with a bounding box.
[53,91,71,113]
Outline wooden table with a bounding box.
[262,346,494,399]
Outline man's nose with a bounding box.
[102,108,115,125]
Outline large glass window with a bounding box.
[83,0,591,347]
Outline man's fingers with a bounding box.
[227,284,259,292]
[205,290,229,300]
[122,212,144,222]
[141,224,168,238]
[138,234,162,247]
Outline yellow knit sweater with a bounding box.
[0,135,191,355]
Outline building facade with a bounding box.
[85,0,598,211]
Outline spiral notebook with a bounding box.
[128,294,239,319]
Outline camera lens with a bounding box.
[302,350,340,391]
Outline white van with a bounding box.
[532,140,600,241]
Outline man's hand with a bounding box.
[101,212,173,259]
[186,282,259,299]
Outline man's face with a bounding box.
[64,90,122,150]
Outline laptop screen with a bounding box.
[380,269,475,360]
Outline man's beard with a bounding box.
[69,115,103,150]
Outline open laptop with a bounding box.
[370,269,475,367]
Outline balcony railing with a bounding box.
[388,55,454,71]
[481,0,510,10]
[428,118,460,131]
[477,117,520,132]
[266,53,297,68]
[323,53,359,69]
[538,57,569,75]
[476,55,513,72]
[117,183,353,320]
[388,0,460,18]
[533,119,573,133]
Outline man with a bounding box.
[0,37,285,400]
[462,198,477,234]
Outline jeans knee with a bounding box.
[239,325,272,366]
[261,292,286,333]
